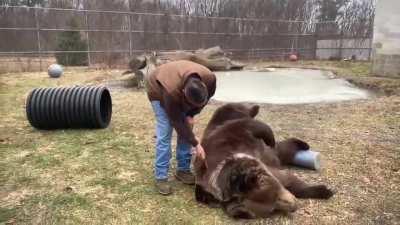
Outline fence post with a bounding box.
[128,13,132,57]
[142,15,146,51]
[368,38,373,61]
[339,27,344,59]
[196,16,201,49]
[34,7,42,71]
[127,0,132,57]
[85,10,91,67]
[163,13,169,50]
[313,22,318,60]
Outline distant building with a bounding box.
[372,0,400,77]
[315,22,372,61]
[316,38,372,61]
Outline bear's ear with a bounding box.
[249,105,260,118]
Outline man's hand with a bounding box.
[186,116,194,130]
[186,116,195,125]
[194,143,206,160]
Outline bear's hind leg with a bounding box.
[290,184,334,199]
[273,169,334,199]
[285,175,334,199]
[275,138,310,166]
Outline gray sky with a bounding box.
[374,0,400,54]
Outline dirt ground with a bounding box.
[0,61,399,225]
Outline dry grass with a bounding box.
[0,61,399,225]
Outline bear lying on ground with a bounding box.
[194,103,334,219]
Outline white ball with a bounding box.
[48,64,63,78]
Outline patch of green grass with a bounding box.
[51,193,92,209]
[89,177,122,189]
[334,61,372,76]
[14,193,93,224]
[348,63,372,76]
[115,183,155,202]
[0,161,39,189]
[14,174,37,187]
[117,182,145,194]
[0,207,17,223]
[0,162,11,184]
[30,154,62,169]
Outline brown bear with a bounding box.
[194,103,334,219]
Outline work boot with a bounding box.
[155,179,172,195]
[175,170,195,185]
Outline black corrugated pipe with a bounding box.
[26,86,112,129]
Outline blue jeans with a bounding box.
[151,101,192,180]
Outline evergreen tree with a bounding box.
[317,0,349,22]
[55,18,88,66]
[0,0,46,6]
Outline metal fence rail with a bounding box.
[0,5,314,22]
[0,5,372,73]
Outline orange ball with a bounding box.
[289,54,298,61]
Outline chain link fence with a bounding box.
[0,5,372,73]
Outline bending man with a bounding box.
[145,60,216,195]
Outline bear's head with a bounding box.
[203,103,260,137]
[219,154,297,218]
[214,103,260,121]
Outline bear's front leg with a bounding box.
[223,201,255,219]
[245,119,276,148]
[195,185,221,208]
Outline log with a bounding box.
[155,46,245,71]
[195,46,225,58]
[121,53,158,88]
[122,47,245,88]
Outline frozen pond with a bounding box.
[213,69,370,104]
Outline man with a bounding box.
[145,60,216,195]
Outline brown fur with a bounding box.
[194,103,334,219]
